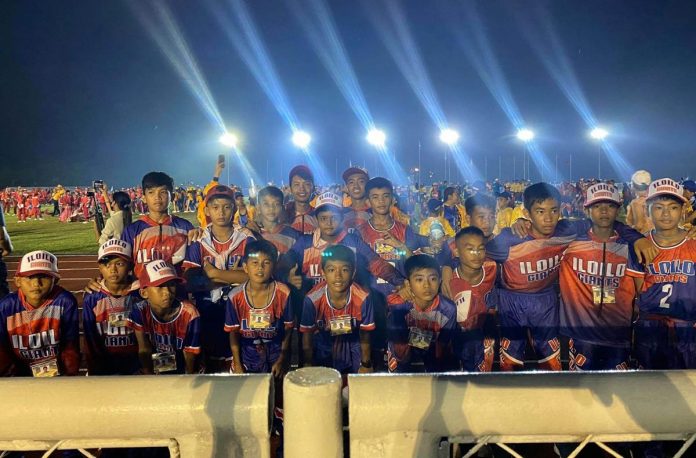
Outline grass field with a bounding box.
[4,207,199,255]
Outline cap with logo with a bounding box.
[584,183,621,207]
[204,185,236,205]
[631,170,652,189]
[647,178,687,203]
[313,191,343,214]
[98,239,132,262]
[138,260,184,288]
[16,250,60,279]
[342,166,369,183]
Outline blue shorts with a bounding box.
[498,288,561,370]
[634,317,696,370]
[456,330,487,372]
[568,338,630,371]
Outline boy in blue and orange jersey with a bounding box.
[300,245,375,374]
[0,251,79,377]
[285,165,319,234]
[256,186,301,256]
[129,260,200,374]
[342,167,371,231]
[83,239,141,375]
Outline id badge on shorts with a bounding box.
[249,310,272,330]
[108,312,127,328]
[31,359,59,378]
[592,286,616,305]
[408,327,433,350]
[152,352,177,374]
[329,315,353,336]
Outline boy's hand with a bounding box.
[288,265,303,290]
[686,225,696,240]
[395,283,414,302]
[510,218,531,238]
[271,357,287,379]
[634,237,658,265]
[231,360,245,374]
[203,260,220,281]
[214,162,224,177]
[380,233,404,250]
[187,227,205,244]
[83,276,103,294]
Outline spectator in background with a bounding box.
[0,203,12,299]
[96,191,133,244]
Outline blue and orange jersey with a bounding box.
[128,300,201,374]
[285,202,318,235]
[184,226,255,271]
[449,261,497,331]
[121,215,194,277]
[344,204,371,231]
[386,294,457,373]
[82,282,142,372]
[627,233,696,321]
[300,282,374,373]
[287,229,405,289]
[0,287,79,377]
[224,281,294,338]
[559,230,635,347]
[259,224,301,255]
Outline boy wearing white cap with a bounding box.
[627,178,696,369]
[0,251,79,377]
[82,239,141,375]
[128,260,201,374]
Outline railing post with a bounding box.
[284,367,343,458]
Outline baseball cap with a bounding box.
[16,250,60,279]
[138,260,184,288]
[427,198,443,213]
[584,183,621,207]
[682,180,696,193]
[204,185,235,205]
[289,165,314,184]
[342,166,369,183]
[631,170,652,189]
[647,178,687,203]
[496,191,512,199]
[313,191,343,214]
[98,239,132,262]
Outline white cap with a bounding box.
[17,251,60,279]
[647,178,687,203]
[98,239,132,262]
[585,183,621,207]
[138,260,183,288]
[631,170,652,188]
[314,192,343,212]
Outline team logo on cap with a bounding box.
[315,192,342,209]
[647,178,686,202]
[98,239,132,261]
[140,260,182,287]
[585,183,620,207]
[17,250,60,278]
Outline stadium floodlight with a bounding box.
[366,128,387,148]
[439,128,460,145]
[516,128,535,142]
[590,127,609,140]
[292,130,312,149]
[218,132,239,148]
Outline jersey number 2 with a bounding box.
[659,284,673,309]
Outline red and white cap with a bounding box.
[647,178,687,203]
[314,191,343,212]
[584,183,621,207]
[16,251,60,279]
[138,260,184,288]
[98,239,132,262]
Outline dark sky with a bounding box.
[2,0,696,187]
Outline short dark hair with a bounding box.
[142,171,174,193]
[290,167,314,183]
[243,239,279,264]
[455,226,485,242]
[523,182,561,210]
[464,194,495,215]
[647,194,685,207]
[444,187,457,201]
[258,186,284,203]
[405,254,440,278]
[320,244,356,271]
[365,177,393,196]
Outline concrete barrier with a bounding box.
[0,374,273,457]
[349,370,696,458]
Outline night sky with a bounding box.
[2,0,696,188]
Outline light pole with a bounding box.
[589,127,609,179]
[218,132,239,186]
[516,128,535,181]
[439,128,460,183]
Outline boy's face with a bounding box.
[367,187,393,216]
[98,257,131,285]
[235,196,244,207]
[290,176,313,203]
[205,197,235,226]
[496,196,509,209]
[317,208,343,237]
[322,260,354,296]
[406,268,440,304]
[143,186,171,213]
[586,202,619,230]
[243,252,274,284]
[524,198,560,237]
[466,206,495,238]
[15,274,55,306]
[345,173,367,200]
[259,195,283,224]
[140,281,177,309]
[455,234,486,271]
[649,198,684,232]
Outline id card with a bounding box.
[408,327,433,350]
[152,352,177,374]
[249,309,272,330]
[108,312,128,328]
[592,286,616,305]
[329,315,353,336]
[31,359,59,378]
